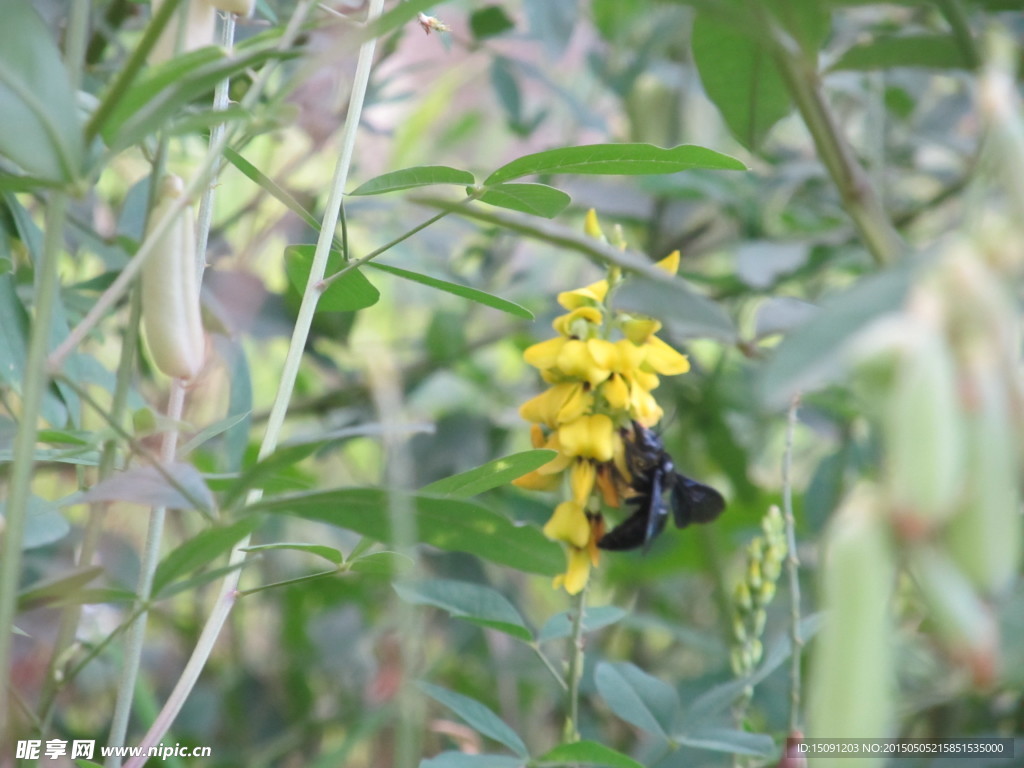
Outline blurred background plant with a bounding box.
[1,1,1022,767]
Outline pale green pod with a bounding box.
[208,0,255,16]
[910,545,999,688]
[151,0,217,64]
[943,349,1021,595]
[883,324,964,532]
[142,175,204,379]
[808,485,895,766]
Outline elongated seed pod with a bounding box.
[807,485,895,767]
[208,0,255,16]
[943,348,1021,596]
[142,175,204,379]
[883,319,964,535]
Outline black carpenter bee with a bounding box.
[597,421,725,552]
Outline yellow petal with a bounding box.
[553,546,592,595]
[614,339,646,372]
[559,414,615,462]
[543,501,591,548]
[632,370,660,392]
[630,386,663,427]
[511,470,561,491]
[642,336,690,376]
[601,373,630,410]
[556,383,593,424]
[520,383,575,427]
[570,459,596,504]
[622,317,662,345]
[655,250,680,275]
[586,338,618,370]
[529,423,546,449]
[523,337,567,370]
[557,279,609,310]
[584,209,605,240]
[556,339,610,386]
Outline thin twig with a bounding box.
[565,583,588,743]
[783,394,802,733]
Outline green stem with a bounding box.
[564,584,588,743]
[122,2,386,762]
[783,395,802,734]
[531,643,569,692]
[770,28,903,267]
[0,192,69,737]
[937,0,979,70]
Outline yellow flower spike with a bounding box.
[558,414,615,461]
[552,306,603,337]
[523,337,568,370]
[570,459,597,504]
[622,317,662,345]
[519,382,575,427]
[655,250,680,275]
[584,208,606,240]
[642,336,690,376]
[601,373,630,410]
[543,501,591,548]
[553,546,592,595]
[557,279,609,310]
[555,383,594,424]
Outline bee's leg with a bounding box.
[642,467,670,552]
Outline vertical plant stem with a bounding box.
[0,193,69,735]
[565,584,588,743]
[783,395,802,733]
[105,380,187,767]
[770,29,903,266]
[122,2,384,762]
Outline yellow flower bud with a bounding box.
[552,307,603,337]
[583,208,605,240]
[553,546,591,595]
[557,279,609,310]
[622,317,662,345]
[655,250,680,275]
[543,501,591,548]
[142,174,205,379]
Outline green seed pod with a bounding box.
[909,545,999,688]
[883,320,964,534]
[730,647,747,677]
[142,175,204,380]
[734,580,753,612]
[944,349,1021,596]
[808,485,895,759]
[208,0,255,16]
[732,613,747,644]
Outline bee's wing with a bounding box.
[671,474,725,528]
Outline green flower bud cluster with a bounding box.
[730,506,787,678]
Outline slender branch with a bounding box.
[531,643,569,692]
[123,2,385,761]
[0,193,69,735]
[783,394,802,733]
[769,21,904,266]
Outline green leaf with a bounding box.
[421,450,556,498]
[832,34,968,71]
[284,245,380,312]
[395,579,532,641]
[673,729,776,757]
[420,754,524,768]
[537,605,627,642]
[614,277,737,342]
[252,488,563,576]
[241,542,344,565]
[71,464,215,515]
[758,262,915,409]
[18,566,103,611]
[536,740,644,768]
[418,682,528,757]
[104,46,295,151]
[367,262,532,319]
[152,518,261,596]
[10,494,70,550]
[0,270,30,391]
[0,2,84,181]
[470,6,516,40]
[350,165,476,195]
[691,12,792,151]
[594,661,679,741]
[179,411,252,456]
[348,551,415,575]
[485,143,746,185]
[476,182,571,218]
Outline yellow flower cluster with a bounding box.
[515,210,692,594]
